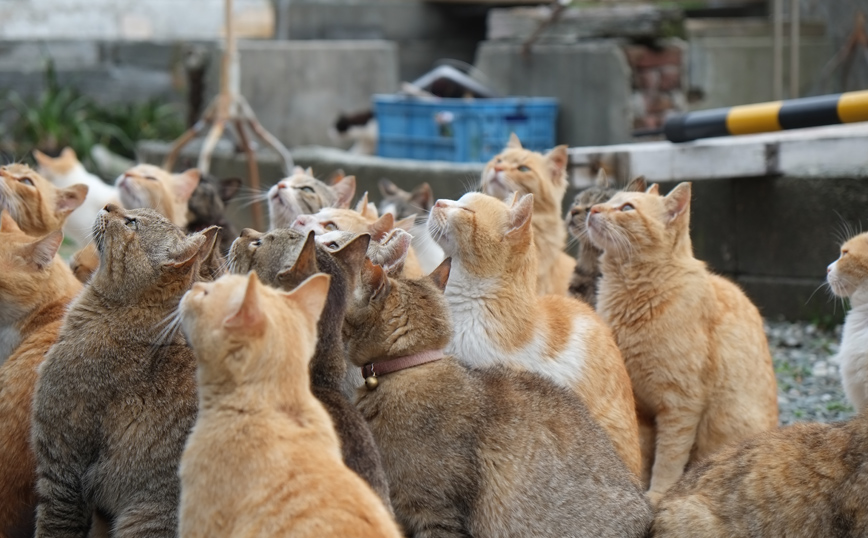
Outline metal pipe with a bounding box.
[773,0,784,100]
[790,0,800,98]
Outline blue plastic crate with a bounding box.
[374,95,558,162]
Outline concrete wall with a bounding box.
[0,0,273,40]
[475,41,633,147]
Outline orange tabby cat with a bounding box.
[0,212,82,538]
[481,134,574,296]
[178,272,401,538]
[293,194,423,278]
[115,164,200,227]
[588,181,779,501]
[429,191,642,477]
[0,164,88,237]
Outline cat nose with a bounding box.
[589,205,603,215]
[493,165,503,173]
[434,200,448,209]
[276,182,286,190]
[103,203,120,213]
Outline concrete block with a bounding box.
[231,40,399,148]
[475,41,633,147]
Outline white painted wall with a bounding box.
[0,0,274,40]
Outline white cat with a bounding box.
[34,148,121,247]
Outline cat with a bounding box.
[481,133,575,296]
[318,228,413,276]
[177,271,400,538]
[0,211,82,538]
[227,228,393,508]
[429,191,643,478]
[343,256,653,537]
[0,164,88,238]
[33,147,122,247]
[329,110,377,155]
[293,196,424,278]
[186,173,241,255]
[654,411,868,537]
[69,243,99,284]
[827,231,868,413]
[115,164,200,228]
[588,181,779,502]
[267,167,356,230]
[566,172,645,307]
[31,204,213,538]
[378,179,445,274]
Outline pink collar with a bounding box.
[361,349,445,385]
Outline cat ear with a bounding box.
[664,182,691,222]
[507,133,522,149]
[61,147,77,160]
[379,230,411,275]
[646,183,660,195]
[218,178,242,202]
[368,213,394,242]
[624,175,646,193]
[330,233,371,278]
[25,230,63,269]
[166,234,207,272]
[378,178,400,198]
[57,184,89,216]
[411,182,434,211]
[545,145,569,186]
[594,168,611,188]
[363,259,389,300]
[33,149,51,168]
[507,191,520,207]
[505,193,534,239]
[394,214,416,232]
[305,167,314,176]
[224,272,266,333]
[283,273,332,327]
[198,225,222,264]
[0,210,22,233]
[328,169,346,185]
[173,169,201,203]
[332,175,356,209]
[355,192,379,220]
[292,166,306,175]
[428,257,452,292]
[277,230,318,284]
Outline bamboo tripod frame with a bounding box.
[163,0,292,231]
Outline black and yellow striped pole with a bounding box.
[663,90,868,143]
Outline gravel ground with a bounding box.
[766,321,856,425]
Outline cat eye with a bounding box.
[326,241,340,249]
[144,175,158,181]
[620,204,635,212]
[251,239,262,247]
[324,222,338,231]
[299,186,315,193]
[517,165,531,172]
[124,218,138,230]
[19,177,35,186]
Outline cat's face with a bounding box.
[827,232,868,300]
[91,204,208,302]
[586,183,691,258]
[33,147,81,179]
[187,174,241,226]
[267,168,356,230]
[378,179,434,220]
[481,134,568,211]
[0,164,88,236]
[344,259,452,364]
[567,187,619,241]
[180,272,329,387]
[115,164,200,225]
[0,211,65,322]
[428,191,534,276]
[229,227,308,284]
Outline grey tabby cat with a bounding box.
[566,172,646,306]
[227,227,392,511]
[343,248,654,538]
[267,167,356,230]
[31,205,212,538]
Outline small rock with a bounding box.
[821,394,832,402]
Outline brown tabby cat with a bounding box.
[115,164,200,227]
[267,167,356,230]
[481,133,574,295]
[0,212,82,538]
[429,191,643,477]
[566,172,645,307]
[343,257,653,537]
[227,228,392,508]
[31,205,212,538]
[654,411,868,537]
[178,272,401,538]
[588,181,779,501]
[0,164,88,237]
